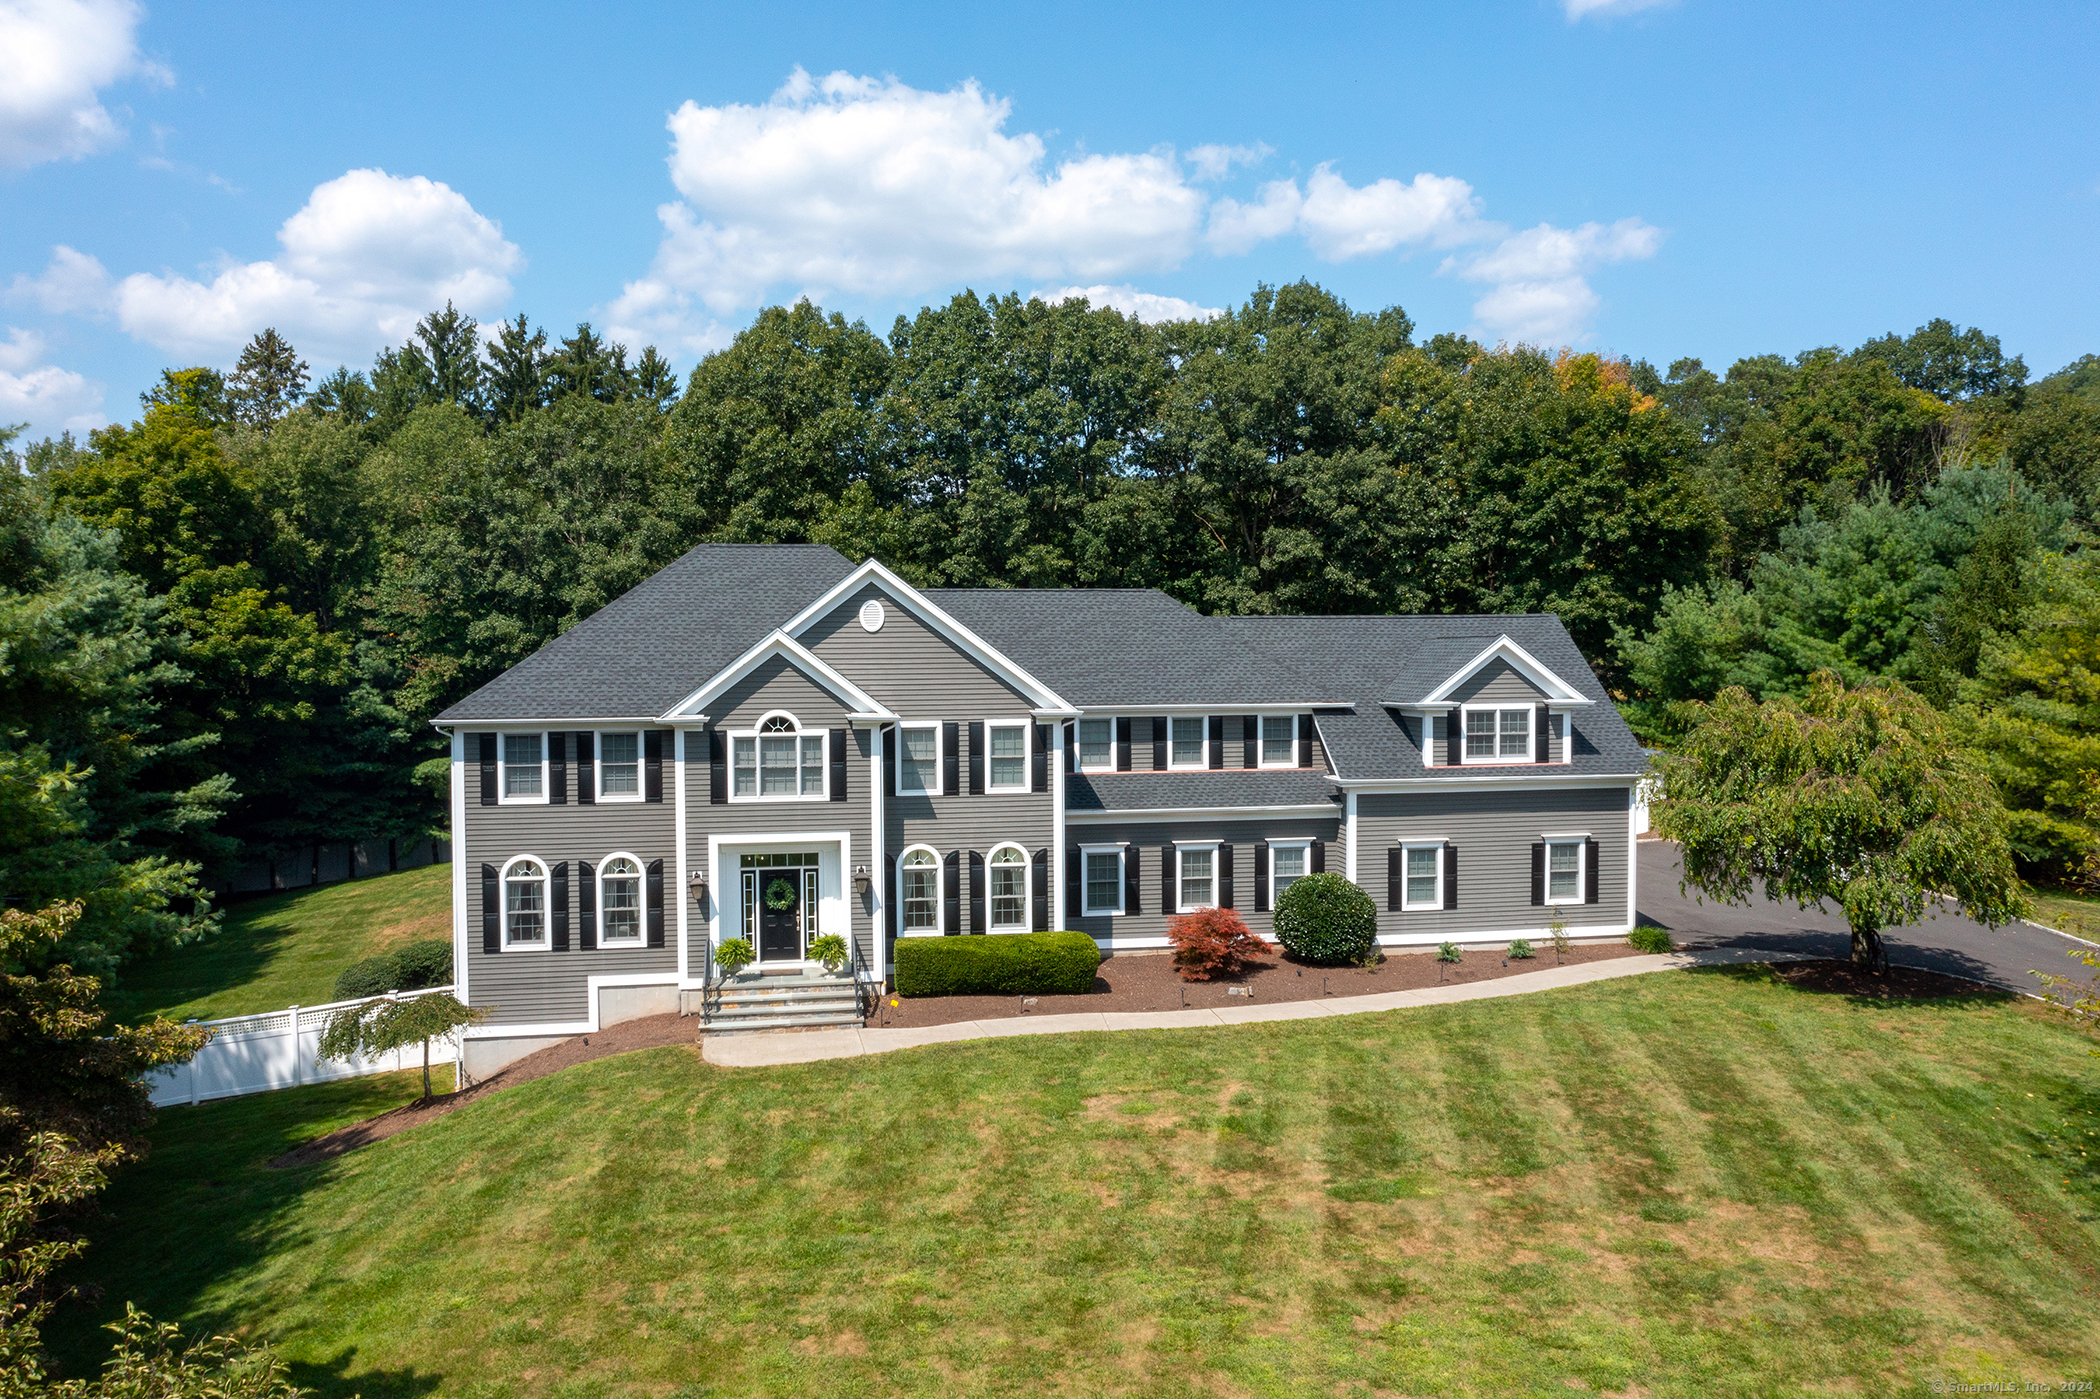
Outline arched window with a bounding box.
[899,847,940,933]
[732,711,826,799]
[988,844,1028,931]
[502,857,548,947]
[599,854,643,944]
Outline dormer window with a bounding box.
[1260,715,1297,767]
[1077,718,1113,771]
[1463,707,1531,763]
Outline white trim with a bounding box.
[450,730,467,1006]
[1398,840,1445,911]
[984,718,1030,793]
[591,727,646,802]
[595,851,648,945]
[1065,801,1339,822]
[894,720,941,796]
[1175,841,1219,913]
[1052,723,1067,928]
[1626,785,1639,933]
[1080,919,1636,955]
[725,710,832,802]
[1344,790,1358,882]
[1332,773,1644,791]
[1458,705,1535,765]
[496,730,550,804]
[498,854,554,950]
[1268,838,1312,897]
[460,973,681,1040]
[779,559,1073,711]
[1416,634,1591,706]
[1079,843,1126,917]
[870,725,886,981]
[1080,702,1344,714]
[986,841,1031,932]
[703,830,854,955]
[1074,715,1115,773]
[1543,837,1587,907]
[1257,713,1299,769]
[436,715,660,728]
[674,729,690,980]
[1165,713,1208,770]
[896,843,943,936]
[661,629,897,723]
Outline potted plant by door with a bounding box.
[715,936,755,979]
[808,934,849,974]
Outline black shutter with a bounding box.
[645,859,665,947]
[549,732,568,805]
[578,862,597,950]
[1585,838,1600,904]
[1219,843,1235,909]
[1152,717,1167,770]
[1032,848,1049,930]
[1242,715,1259,769]
[1160,843,1175,914]
[1116,717,1131,771]
[943,850,961,933]
[1446,712,1463,766]
[1063,721,1075,772]
[644,731,663,803]
[551,862,570,950]
[968,721,985,794]
[1032,724,1049,793]
[1388,846,1404,912]
[576,731,595,804]
[709,728,726,805]
[1124,846,1140,916]
[1443,844,1458,910]
[1531,843,1546,905]
[1066,846,1082,919]
[1311,839,1326,874]
[481,863,500,952]
[884,856,898,938]
[942,722,959,796]
[968,850,985,933]
[1537,704,1551,763]
[479,734,497,805]
[1298,713,1313,768]
[1207,716,1224,770]
[1255,840,1271,912]
[830,728,848,801]
[883,725,896,794]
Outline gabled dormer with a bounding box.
[1395,634,1592,768]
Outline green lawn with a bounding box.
[102,864,452,1024]
[53,967,2100,1397]
[2031,883,2100,943]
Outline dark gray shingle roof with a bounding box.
[1066,769,1342,812]
[436,544,854,722]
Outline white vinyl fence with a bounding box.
[147,986,463,1107]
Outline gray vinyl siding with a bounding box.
[1450,658,1546,706]
[1356,785,1632,942]
[460,733,678,1026]
[1070,815,1342,948]
[889,789,1055,936]
[715,654,850,729]
[804,582,1037,714]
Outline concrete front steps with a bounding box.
[701,968,866,1034]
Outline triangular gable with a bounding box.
[660,630,898,722]
[1414,634,1590,706]
[779,558,1075,714]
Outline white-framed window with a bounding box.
[596,730,641,801]
[1270,839,1310,897]
[1168,715,1206,769]
[1178,843,1218,913]
[498,732,547,803]
[1260,714,1297,767]
[598,853,644,943]
[1462,707,1532,762]
[898,845,941,934]
[1401,842,1444,910]
[1076,717,1113,772]
[731,712,826,800]
[987,721,1028,792]
[988,843,1029,931]
[1081,844,1124,916]
[501,855,550,948]
[1545,837,1586,904]
[897,723,939,795]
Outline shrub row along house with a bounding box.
[436,545,1646,1075]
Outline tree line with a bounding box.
[3,280,2096,974]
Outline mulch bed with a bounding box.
[869,941,1647,1030]
[1764,958,2008,1000]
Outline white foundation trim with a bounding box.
[460,973,682,1039]
[450,729,468,1005]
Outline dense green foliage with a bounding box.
[1628,926,1675,954]
[1272,871,1380,965]
[892,930,1100,996]
[314,989,485,1101]
[329,937,449,1002]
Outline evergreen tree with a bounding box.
[416,301,485,410]
[226,328,311,430]
[485,313,549,423]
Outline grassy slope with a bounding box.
[102,864,452,1024]
[54,968,2100,1398]
[2030,884,2100,943]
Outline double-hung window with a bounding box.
[1082,847,1123,916]
[900,848,939,932]
[1402,843,1442,910]
[989,846,1027,930]
[598,731,640,799]
[987,722,1027,791]
[1271,840,1309,897]
[898,724,938,794]
[1169,716,1205,768]
[501,733,545,802]
[599,855,643,943]
[1077,718,1113,771]
[1546,839,1583,904]
[734,715,825,798]
[1178,845,1216,912]
[1463,707,1532,762]
[503,858,548,946]
[1260,715,1297,767]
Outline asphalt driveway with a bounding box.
[1635,837,2099,998]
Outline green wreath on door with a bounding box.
[763,878,799,911]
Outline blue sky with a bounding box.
[3,0,2095,440]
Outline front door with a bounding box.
[757,871,804,961]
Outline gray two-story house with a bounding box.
[436,545,1646,1076]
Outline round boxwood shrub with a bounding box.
[1628,926,1675,954]
[1272,872,1378,966]
[391,938,453,990]
[332,955,397,1001]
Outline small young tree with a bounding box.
[317,993,488,1103]
[1654,671,2029,971]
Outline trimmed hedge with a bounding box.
[894,931,1101,997]
[331,938,454,1002]
[1272,872,1379,966]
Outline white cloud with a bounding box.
[1185,142,1270,182]
[1029,284,1222,323]
[0,327,104,438]
[607,68,1208,349]
[1446,217,1664,343]
[1204,165,1489,260]
[17,169,524,361]
[1563,0,1673,19]
[0,0,168,170]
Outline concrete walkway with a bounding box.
[700,945,1794,1069]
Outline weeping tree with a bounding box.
[317,992,488,1102]
[1653,670,2029,970]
